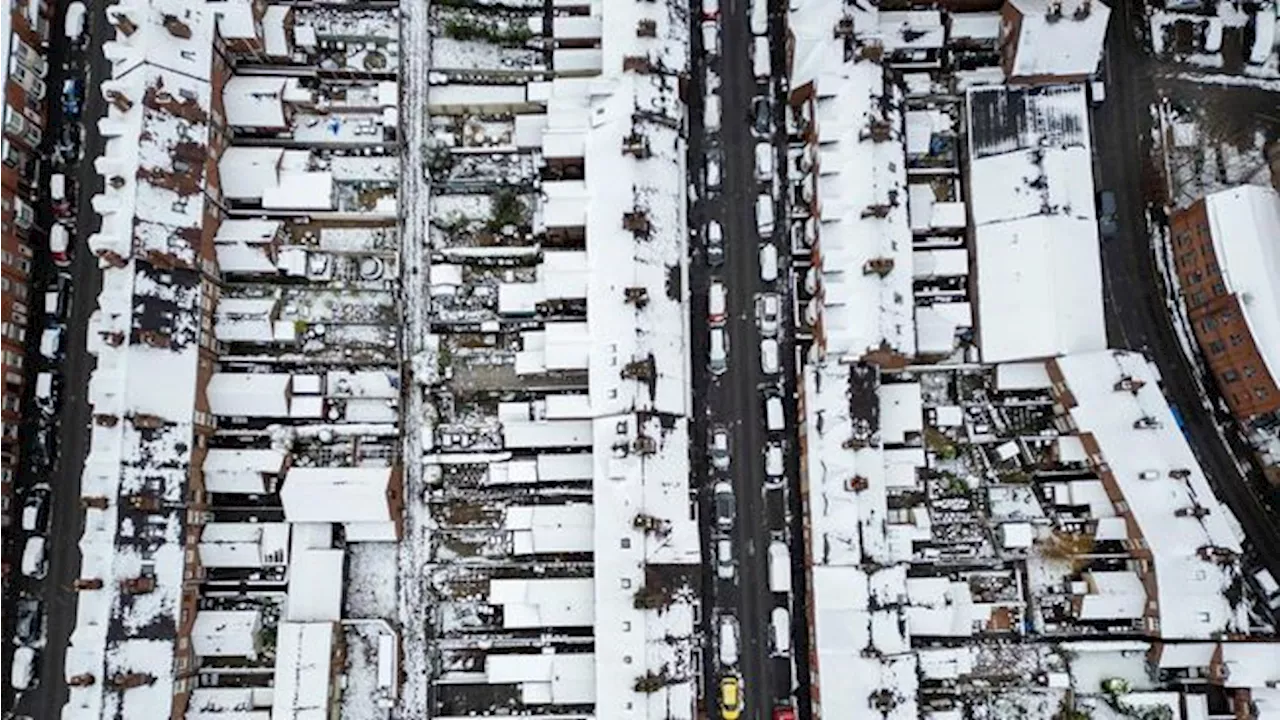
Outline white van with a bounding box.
[22,536,48,579]
[759,243,778,282]
[64,1,87,41]
[765,442,783,478]
[771,607,791,656]
[709,328,728,376]
[750,0,768,35]
[765,395,784,431]
[709,281,727,325]
[760,337,779,374]
[768,540,791,593]
[754,142,774,183]
[702,20,719,56]
[718,615,740,666]
[753,36,771,80]
[705,95,721,132]
[40,325,64,360]
[11,646,37,690]
[35,372,54,403]
[756,194,774,236]
[50,173,67,202]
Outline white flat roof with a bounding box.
[488,577,594,628]
[485,653,596,705]
[506,504,593,554]
[1203,185,1280,388]
[286,548,344,622]
[281,467,393,524]
[207,373,292,417]
[192,610,261,658]
[272,622,335,720]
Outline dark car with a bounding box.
[1097,190,1119,238]
[752,97,772,137]
[15,596,44,646]
[713,481,735,529]
[62,78,82,116]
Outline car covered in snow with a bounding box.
[62,78,82,116]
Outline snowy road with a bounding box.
[396,0,433,716]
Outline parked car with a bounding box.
[20,489,50,533]
[1097,190,1119,238]
[713,481,735,529]
[45,272,70,320]
[756,293,779,336]
[34,371,58,413]
[710,426,731,470]
[764,442,783,479]
[701,19,719,55]
[701,0,718,19]
[759,242,778,281]
[56,125,80,163]
[752,96,771,137]
[720,676,743,720]
[21,536,48,579]
[718,614,740,666]
[15,596,44,646]
[709,327,728,376]
[49,223,71,267]
[716,537,736,580]
[64,0,87,42]
[760,338,779,374]
[707,221,724,266]
[40,324,65,360]
[706,149,722,189]
[11,646,38,690]
[62,78,82,116]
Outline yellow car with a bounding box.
[720,676,743,720]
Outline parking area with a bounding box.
[4,0,106,709]
[689,0,807,717]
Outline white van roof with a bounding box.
[50,223,70,252]
[36,372,53,399]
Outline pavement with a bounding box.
[1094,0,1280,581]
[688,0,807,717]
[3,0,109,713]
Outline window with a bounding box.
[1244,365,1256,378]
[1222,369,1239,383]
[1201,316,1217,332]
[1212,281,1226,296]
[1229,333,1243,347]
[1208,340,1225,355]
[1191,291,1206,305]
[1220,310,1234,324]
[4,107,25,135]
[1176,232,1191,247]
[1188,271,1203,284]
[1255,386,1271,400]
[14,200,34,229]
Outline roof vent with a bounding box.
[162,14,192,39]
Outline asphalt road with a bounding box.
[5,0,109,713]
[687,0,803,716]
[1094,0,1280,581]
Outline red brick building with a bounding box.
[2,0,51,529]
[1170,185,1280,421]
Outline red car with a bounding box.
[773,706,796,720]
[49,223,71,267]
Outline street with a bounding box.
[3,0,108,712]
[688,0,805,717]
[1094,0,1280,580]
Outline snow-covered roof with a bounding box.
[504,504,593,554]
[1202,185,1280,388]
[286,547,344,622]
[489,578,595,628]
[791,0,915,360]
[1078,570,1147,619]
[198,522,291,568]
[207,372,293,417]
[192,609,262,658]
[272,622,336,720]
[485,652,596,705]
[949,11,1001,40]
[1052,351,1246,638]
[280,467,395,524]
[801,353,941,717]
[223,75,296,129]
[262,5,292,58]
[219,146,284,201]
[1003,0,1111,79]
[215,218,283,243]
[62,2,220,717]
[967,84,1106,363]
[203,448,288,494]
